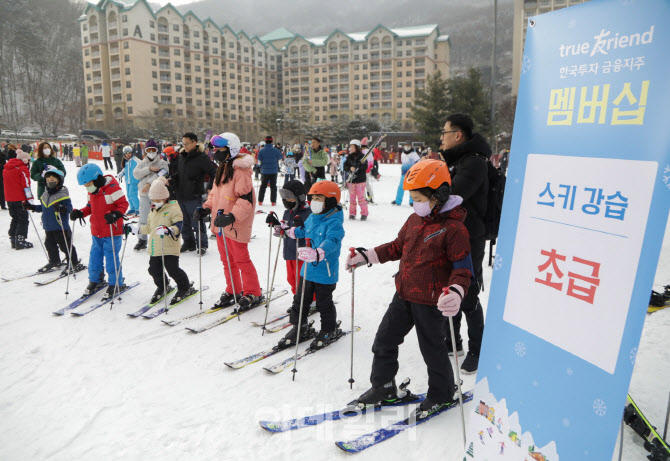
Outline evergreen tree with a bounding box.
[411,70,450,145]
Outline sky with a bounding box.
[152,0,199,5]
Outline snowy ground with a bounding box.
[0,160,667,460]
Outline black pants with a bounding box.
[114,155,124,173]
[103,157,114,170]
[289,276,337,332]
[0,178,5,208]
[45,229,78,265]
[446,236,485,356]
[148,255,190,291]
[258,173,278,203]
[313,166,326,181]
[7,201,28,237]
[371,293,455,403]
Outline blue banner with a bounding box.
[466,0,670,459]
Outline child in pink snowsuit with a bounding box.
[343,140,368,221]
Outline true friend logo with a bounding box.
[559,26,655,58]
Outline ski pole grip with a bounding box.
[356,247,372,267]
[305,238,311,248]
[349,247,356,257]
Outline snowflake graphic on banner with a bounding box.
[493,254,503,271]
[515,342,526,357]
[593,399,607,416]
[663,164,670,190]
[521,55,532,75]
[630,347,638,366]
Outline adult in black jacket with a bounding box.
[438,114,490,374]
[171,132,217,254]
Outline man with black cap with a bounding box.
[303,137,328,191]
[257,135,283,206]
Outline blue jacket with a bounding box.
[34,186,73,232]
[258,145,283,174]
[282,204,312,261]
[123,157,140,186]
[294,206,345,284]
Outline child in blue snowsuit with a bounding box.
[120,147,140,215]
[24,167,83,275]
[277,180,344,351]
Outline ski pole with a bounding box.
[64,218,77,298]
[349,247,356,389]
[266,214,273,313]
[58,216,74,299]
[218,210,238,309]
[110,222,130,310]
[664,391,670,441]
[291,238,311,382]
[160,234,168,313]
[446,287,466,447]
[109,223,121,308]
[197,216,203,310]
[27,210,49,261]
[261,233,283,336]
[618,417,624,461]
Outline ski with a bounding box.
[2,266,62,282]
[34,264,88,286]
[142,286,210,319]
[70,283,140,316]
[263,326,361,374]
[52,282,109,315]
[186,290,289,334]
[648,299,670,314]
[335,390,474,453]
[259,387,424,433]
[127,286,178,317]
[624,394,670,460]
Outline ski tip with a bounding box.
[334,441,359,453]
[258,421,282,433]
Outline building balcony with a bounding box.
[158,25,169,33]
[159,64,170,70]
[92,63,101,70]
[158,39,169,45]
[111,73,121,80]
[159,52,170,58]
[93,77,102,82]
[91,51,100,58]
[160,77,171,82]
[110,61,119,67]
[109,34,118,41]
[94,89,103,95]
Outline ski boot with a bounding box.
[15,235,33,250]
[61,261,86,276]
[10,236,16,249]
[38,262,61,273]
[102,284,128,301]
[238,293,262,312]
[83,280,106,297]
[309,325,342,350]
[346,378,418,413]
[275,321,315,351]
[133,240,147,251]
[171,285,197,305]
[360,215,367,221]
[213,291,242,309]
[151,285,173,304]
[409,395,456,421]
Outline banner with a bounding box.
[466,0,670,459]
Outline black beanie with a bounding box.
[282,180,307,203]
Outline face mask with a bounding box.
[413,201,434,217]
[147,153,157,160]
[46,180,59,189]
[310,201,324,214]
[214,150,230,163]
[282,199,297,210]
[152,201,165,209]
[85,184,98,194]
[404,147,412,153]
[43,148,51,156]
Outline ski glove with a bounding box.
[193,207,211,221]
[125,223,140,235]
[214,212,235,228]
[104,210,124,225]
[70,209,84,221]
[155,225,174,237]
[298,247,325,263]
[437,286,465,317]
[23,202,36,211]
[54,204,68,214]
[346,247,380,272]
[265,213,281,227]
[292,215,305,228]
[285,227,298,239]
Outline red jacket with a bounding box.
[77,176,129,238]
[375,206,472,305]
[3,158,33,202]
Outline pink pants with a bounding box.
[216,236,262,296]
[347,182,368,217]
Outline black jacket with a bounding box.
[344,152,367,184]
[173,143,217,202]
[441,133,491,240]
[282,203,312,260]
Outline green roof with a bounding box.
[260,27,295,42]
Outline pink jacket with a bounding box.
[203,154,256,243]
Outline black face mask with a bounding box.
[214,149,230,163]
[282,199,297,210]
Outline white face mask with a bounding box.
[147,153,157,160]
[152,201,165,209]
[43,148,51,156]
[85,184,97,194]
[310,201,324,214]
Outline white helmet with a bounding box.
[122,146,133,154]
[211,132,241,157]
[349,139,361,148]
[259,141,266,147]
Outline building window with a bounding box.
[125,68,130,75]
[152,71,157,78]
[127,107,133,114]
[150,20,154,28]
[124,55,130,62]
[193,31,200,38]
[173,24,179,31]
[127,94,132,101]
[126,81,131,88]
[122,15,127,23]
[122,28,128,36]
[124,42,129,49]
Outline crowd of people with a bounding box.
[1,113,496,419]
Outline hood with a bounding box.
[441,133,492,165]
[6,158,27,169]
[232,154,255,169]
[180,143,205,157]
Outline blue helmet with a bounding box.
[77,163,103,185]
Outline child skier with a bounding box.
[120,146,140,216]
[343,140,369,221]
[133,139,168,251]
[277,180,345,350]
[126,176,194,304]
[283,150,297,185]
[24,167,84,274]
[345,160,473,419]
[70,163,130,299]
[3,150,34,249]
[193,132,262,310]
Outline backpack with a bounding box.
[482,157,506,242]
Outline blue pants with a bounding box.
[88,235,124,285]
[127,183,140,214]
[395,173,414,205]
[284,172,295,185]
[179,199,208,249]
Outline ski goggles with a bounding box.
[145,147,158,154]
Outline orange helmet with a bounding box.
[308,180,341,203]
[403,159,451,191]
[163,146,177,159]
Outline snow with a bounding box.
[0,160,667,460]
